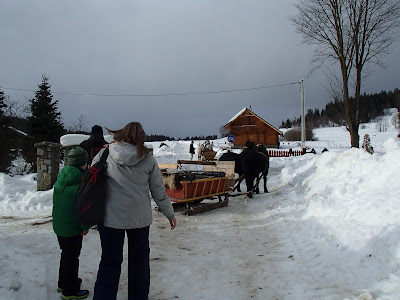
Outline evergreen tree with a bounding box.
[0,89,12,173]
[361,134,374,154]
[0,127,11,173]
[0,89,8,127]
[27,75,65,143]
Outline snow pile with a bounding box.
[60,134,114,147]
[0,174,52,213]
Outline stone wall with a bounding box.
[34,141,61,191]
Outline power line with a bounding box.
[0,81,300,97]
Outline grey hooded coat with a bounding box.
[92,142,174,229]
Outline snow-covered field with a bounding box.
[1,110,399,300]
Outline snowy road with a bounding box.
[148,160,369,300]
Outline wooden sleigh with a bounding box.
[159,160,234,215]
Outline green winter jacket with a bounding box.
[52,166,90,237]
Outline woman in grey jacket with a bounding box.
[92,122,176,300]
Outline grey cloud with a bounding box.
[0,0,398,138]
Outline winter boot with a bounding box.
[61,289,89,299]
[57,278,82,293]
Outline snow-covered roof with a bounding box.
[227,107,247,124]
[60,134,114,147]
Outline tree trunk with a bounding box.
[349,125,360,148]
[352,66,362,148]
[339,57,359,148]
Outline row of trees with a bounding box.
[181,135,218,141]
[146,134,217,142]
[280,89,400,129]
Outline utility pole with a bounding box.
[300,79,306,153]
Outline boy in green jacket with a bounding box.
[53,146,91,299]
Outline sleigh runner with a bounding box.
[159,160,233,215]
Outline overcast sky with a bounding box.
[1,0,399,138]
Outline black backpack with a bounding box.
[77,147,109,227]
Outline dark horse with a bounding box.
[240,142,270,198]
[219,142,269,197]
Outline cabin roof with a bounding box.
[225,107,283,135]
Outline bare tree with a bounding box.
[376,116,388,132]
[4,97,27,118]
[291,0,400,147]
[219,125,230,138]
[67,114,88,133]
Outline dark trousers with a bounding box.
[93,226,150,300]
[57,235,83,295]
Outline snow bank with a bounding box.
[0,174,52,214]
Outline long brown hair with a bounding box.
[107,122,150,158]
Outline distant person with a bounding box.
[204,140,212,150]
[92,121,177,300]
[79,125,108,167]
[52,146,91,300]
[197,142,203,160]
[189,140,195,160]
[322,148,329,153]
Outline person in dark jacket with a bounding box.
[189,140,195,160]
[53,146,91,300]
[80,125,108,166]
[92,121,177,300]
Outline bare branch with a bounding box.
[291,0,400,147]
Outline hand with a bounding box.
[169,217,177,230]
[81,230,89,236]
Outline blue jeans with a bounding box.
[93,226,150,300]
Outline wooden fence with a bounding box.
[268,149,304,157]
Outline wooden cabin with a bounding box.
[224,107,282,148]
